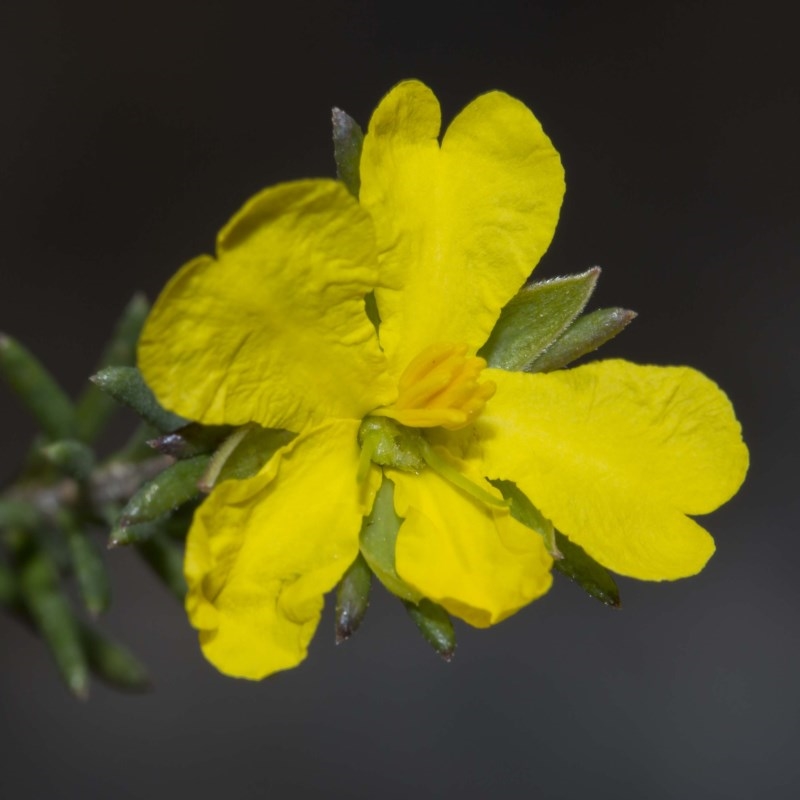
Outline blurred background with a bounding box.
[1,1,797,798]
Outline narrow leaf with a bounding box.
[403,598,456,662]
[527,307,637,373]
[40,439,95,481]
[359,479,421,602]
[332,107,364,197]
[0,562,149,691]
[111,455,209,540]
[0,334,77,440]
[553,530,621,608]
[335,553,372,643]
[18,548,90,698]
[90,366,187,432]
[115,500,199,545]
[79,626,150,692]
[62,513,110,616]
[479,268,600,371]
[75,293,150,442]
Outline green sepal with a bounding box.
[40,439,95,481]
[0,334,78,440]
[111,455,210,539]
[403,598,456,662]
[332,107,364,197]
[357,416,425,477]
[208,426,295,488]
[61,512,110,616]
[75,293,150,442]
[488,480,619,606]
[79,625,150,692]
[527,307,637,373]
[489,479,560,558]
[17,545,90,699]
[115,500,199,546]
[553,531,621,608]
[89,366,187,432]
[136,533,187,602]
[149,422,236,459]
[479,268,600,371]
[359,478,421,603]
[335,552,372,643]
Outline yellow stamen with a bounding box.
[373,342,496,430]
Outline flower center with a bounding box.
[372,342,496,430]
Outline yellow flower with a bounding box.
[138,81,748,679]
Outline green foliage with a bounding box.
[527,307,637,373]
[491,478,620,607]
[90,366,187,432]
[480,269,600,370]
[479,267,635,373]
[76,293,149,442]
[0,334,78,440]
[0,295,212,696]
[114,455,211,532]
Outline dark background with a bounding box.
[1,2,797,798]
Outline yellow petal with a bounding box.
[390,454,553,628]
[475,362,749,580]
[139,179,394,431]
[184,419,371,679]
[360,80,565,377]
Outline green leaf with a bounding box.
[332,107,364,197]
[62,513,110,616]
[75,293,150,442]
[90,366,187,432]
[489,479,560,558]
[403,598,456,661]
[335,553,372,643]
[79,625,150,692]
[18,547,90,699]
[527,307,636,373]
[359,479,421,602]
[149,422,236,459]
[40,439,95,481]
[0,334,77,440]
[136,533,187,601]
[479,268,600,371]
[553,530,621,607]
[111,455,209,541]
